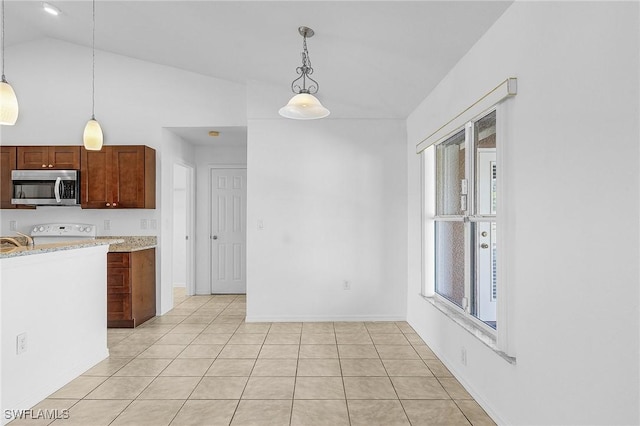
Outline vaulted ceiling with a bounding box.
[6,1,512,120]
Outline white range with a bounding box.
[30,223,97,244]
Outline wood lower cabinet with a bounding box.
[17,146,80,169]
[82,145,156,209]
[107,248,156,328]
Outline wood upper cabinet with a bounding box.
[81,145,156,209]
[0,147,17,209]
[17,146,80,169]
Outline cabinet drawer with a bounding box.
[108,252,131,268]
[107,267,131,293]
[107,293,132,321]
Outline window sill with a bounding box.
[420,294,516,364]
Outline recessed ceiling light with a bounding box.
[208,131,220,137]
[42,2,61,16]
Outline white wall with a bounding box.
[406,3,639,425]
[194,144,247,295]
[245,116,408,321]
[0,38,246,313]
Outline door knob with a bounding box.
[212,235,218,240]
[480,243,489,249]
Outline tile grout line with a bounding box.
[364,322,414,425]
[163,296,234,425]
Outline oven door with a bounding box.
[11,170,80,206]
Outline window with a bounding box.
[434,110,498,331]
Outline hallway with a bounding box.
[12,295,495,425]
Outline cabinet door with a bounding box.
[49,146,80,169]
[17,146,49,169]
[81,148,111,208]
[131,249,156,324]
[107,294,132,321]
[111,146,145,208]
[0,147,16,209]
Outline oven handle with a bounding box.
[54,177,62,203]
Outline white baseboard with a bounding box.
[245,315,406,323]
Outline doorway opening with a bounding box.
[173,163,195,306]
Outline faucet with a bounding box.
[0,237,22,247]
[15,231,34,247]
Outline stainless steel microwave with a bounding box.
[11,170,80,206]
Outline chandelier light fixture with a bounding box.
[279,26,330,120]
[83,0,103,150]
[0,0,19,125]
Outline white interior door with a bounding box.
[210,168,247,294]
[172,163,195,304]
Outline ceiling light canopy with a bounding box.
[0,0,19,125]
[42,2,61,16]
[279,26,329,120]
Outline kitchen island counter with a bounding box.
[0,238,123,259]
[1,243,110,422]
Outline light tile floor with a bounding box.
[10,294,496,426]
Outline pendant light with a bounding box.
[83,0,103,150]
[0,0,19,125]
[279,26,329,120]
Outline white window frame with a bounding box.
[421,101,514,359]
[432,109,499,335]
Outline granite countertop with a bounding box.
[97,236,157,252]
[0,238,124,259]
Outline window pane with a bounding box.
[474,111,496,215]
[471,221,497,329]
[435,221,465,308]
[436,130,466,216]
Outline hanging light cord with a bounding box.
[91,0,96,120]
[1,0,7,83]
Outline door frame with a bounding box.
[209,165,247,294]
[173,161,196,297]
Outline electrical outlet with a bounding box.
[140,219,148,230]
[16,333,27,355]
[9,220,17,231]
[343,280,351,290]
[257,220,264,230]
[104,220,111,231]
[461,347,467,366]
[150,219,157,230]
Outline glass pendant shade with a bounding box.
[0,80,19,125]
[279,93,330,120]
[83,118,103,151]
